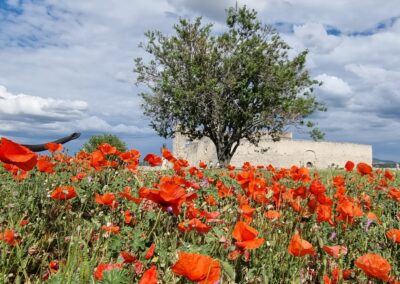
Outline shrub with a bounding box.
[81,134,127,153]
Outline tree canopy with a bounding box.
[134,6,325,166]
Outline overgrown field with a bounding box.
[0,141,399,283]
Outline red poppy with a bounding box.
[386,229,400,244]
[232,221,264,250]
[204,195,218,206]
[355,253,391,281]
[90,150,106,171]
[139,265,157,284]
[48,260,59,273]
[51,186,77,201]
[0,228,20,246]
[0,137,37,171]
[124,210,133,224]
[37,158,55,173]
[178,218,211,233]
[199,161,207,169]
[264,210,281,220]
[119,186,141,204]
[93,263,123,280]
[161,148,176,162]
[323,245,347,258]
[367,212,382,224]
[335,197,363,224]
[145,243,156,259]
[101,224,120,234]
[98,143,117,155]
[95,193,118,208]
[288,233,316,256]
[120,251,136,263]
[19,219,29,227]
[239,204,255,223]
[356,162,373,176]
[171,252,221,284]
[45,142,63,152]
[388,187,400,202]
[316,204,334,226]
[227,165,235,170]
[144,153,163,166]
[344,161,354,172]
[139,176,196,215]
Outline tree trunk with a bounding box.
[217,150,233,168]
[213,139,241,168]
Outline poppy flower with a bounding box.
[37,157,56,173]
[0,228,20,246]
[124,210,133,224]
[90,150,106,171]
[45,142,63,152]
[366,212,382,224]
[316,204,334,226]
[95,193,118,208]
[161,148,176,162]
[239,204,255,223]
[51,186,77,201]
[388,187,400,202]
[344,161,354,172]
[355,253,391,281]
[310,179,326,195]
[139,265,157,284]
[265,210,281,220]
[97,143,117,155]
[386,229,400,244]
[171,252,221,284]
[139,176,196,215]
[101,224,120,234]
[323,245,347,258]
[288,233,316,256]
[119,186,141,204]
[145,243,156,259]
[0,137,37,171]
[232,221,264,250]
[144,153,163,167]
[335,197,363,224]
[120,251,136,263]
[227,165,235,171]
[178,218,211,233]
[19,219,29,227]
[199,161,207,169]
[48,260,59,274]
[356,163,373,176]
[93,263,123,280]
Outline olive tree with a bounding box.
[134,6,325,167]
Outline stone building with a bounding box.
[173,132,372,168]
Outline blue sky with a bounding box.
[1,0,400,161]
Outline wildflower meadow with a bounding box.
[0,137,399,283]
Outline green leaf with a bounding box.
[221,260,236,280]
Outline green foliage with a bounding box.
[134,5,326,166]
[82,134,127,153]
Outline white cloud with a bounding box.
[0,85,152,136]
[0,85,87,121]
[293,23,341,53]
[314,74,351,95]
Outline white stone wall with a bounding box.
[173,133,372,168]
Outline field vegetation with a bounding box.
[0,138,399,283]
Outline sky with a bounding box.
[1,0,400,161]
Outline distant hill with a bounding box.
[373,158,399,168]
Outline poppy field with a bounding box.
[0,138,399,283]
